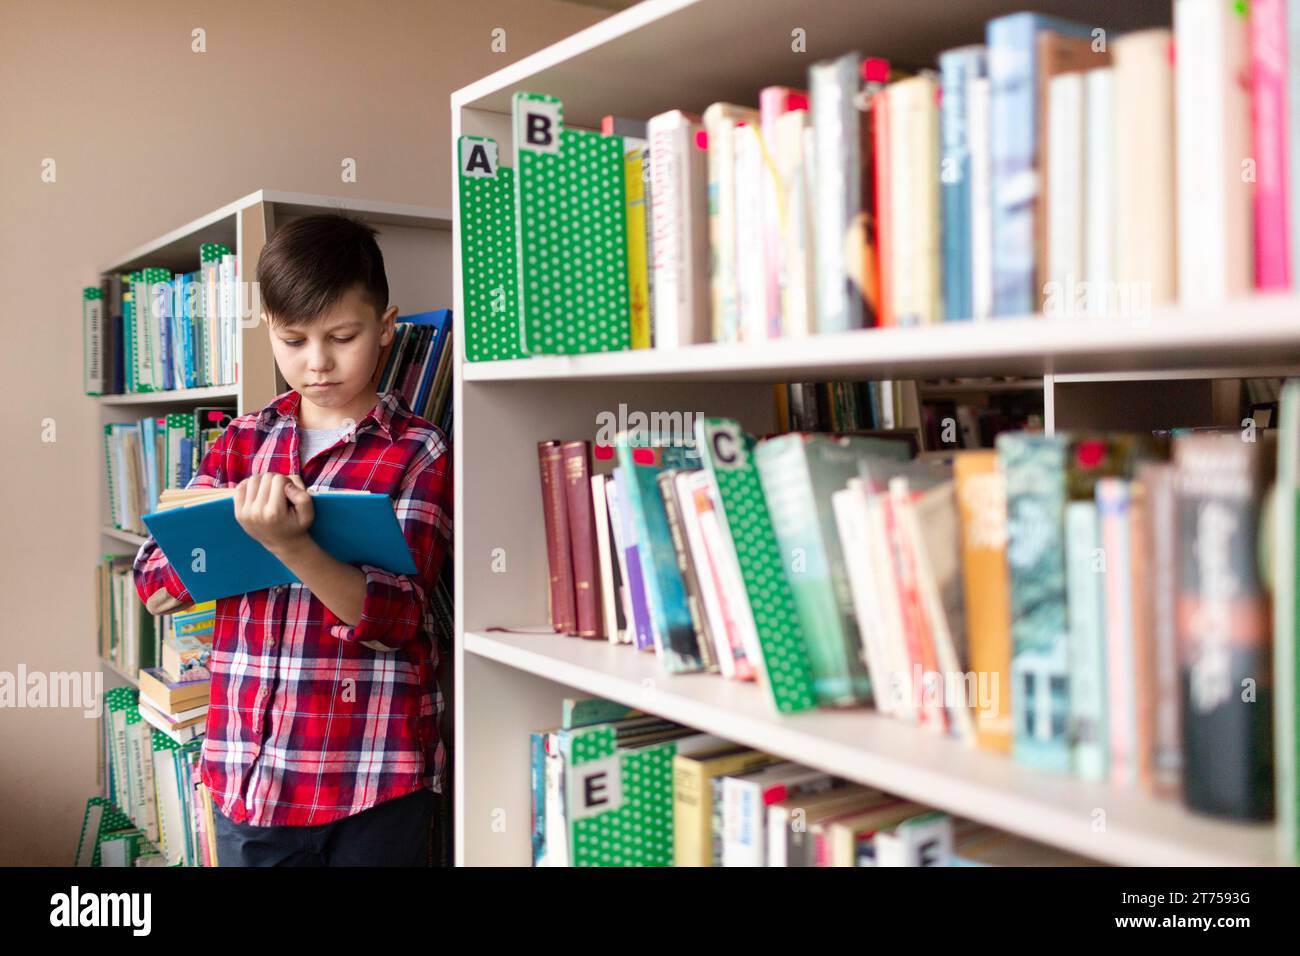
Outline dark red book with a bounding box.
[537,441,576,635]
[562,441,603,639]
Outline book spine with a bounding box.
[613,469,656,650]
[703,105,755,343]
[1046,72,1084,317]
[1114,30,1177,307]
[874,87,894,327]
[1065,500,1107,779]
[888,75,941,326]
[759,87,803,337]
[624,146,652,349]
[954,451,1013,751]
[537,441,576,635]
[562,441,601,639]
[658,470,715,670]
[775,109,814,337]
[691,474,759,681]
[1276,383,1300,859]
[832,487,891,714]
[733,125,767,342]
[83,288,105,395]
[1175,434,1273,820]
[1083,68,1115,317]
[1291,0,1300,286]
[1129,479,1157,792]
[987,14,1040,316]
[1140,462,1183,798]
[1175,0,1253,302]
[1097,478,1136,787]
[998,432,1071,770]
[1249,0,1292,289]
[810,56,856,334]
[939,48,985,322]
[968,77,993,320]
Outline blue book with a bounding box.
[938,46,986,322]
[614,439,703,672]
[142,491,417,603]
[611,468,655,652]
[987,12,1094,316]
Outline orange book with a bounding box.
[953,451,1013,752]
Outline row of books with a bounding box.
[531,696,1093,866]
[97,686,217,867]
[104,406,233,535]
[459,2,1300,360]
[920,390,1045,451]
[82,242,242,395]
[534,401,1297,835]
[779,380,913,435]
[374,309,455,438]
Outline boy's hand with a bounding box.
[146,588,189,615]
[234,473,315,555]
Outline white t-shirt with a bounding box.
[299,425,350,467]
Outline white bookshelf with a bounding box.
[93,190,452,700]
[451,0,1300,866]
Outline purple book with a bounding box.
[612,468,655,651]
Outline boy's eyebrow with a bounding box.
[277,319,364,334]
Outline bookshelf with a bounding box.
[92,190,453,807]
[451,0,1300,866]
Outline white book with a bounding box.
[865,489,916,721]
[888,76,941,326]
[968,76,993,321]
[733,124,768,343]
[693,471,763,680]
[603,477,635,645]
[590,475,621,644]
[1083,69,1115,318]
[1046,72,1084,319]
[83,293,104,394]
[1174,0,1252,303]
[831,484,892,714]
[722,762,831,866]
[647,111,710,349]
[220,255,238,384]
[674,472,735,678]
[1114,29,1177,307]
[702,104,757,343]
[874,811,954,866]
[776,108,815,336]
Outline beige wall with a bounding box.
[0,0,608,865]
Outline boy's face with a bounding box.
[266,284,397,419]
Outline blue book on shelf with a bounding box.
[987,12,1093,317]
[142,491,417,603]
[938,45,986,322]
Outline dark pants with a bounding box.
[213,788,435,866]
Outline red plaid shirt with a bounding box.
[133,388,452,826]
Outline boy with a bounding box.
[133,214,452,866]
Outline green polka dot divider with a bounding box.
[512,92,632,355]
[457,135,524,361]
[695,418,817,714]
[567,724,677,867]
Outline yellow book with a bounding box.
[673,748,777,866]
[624,147,651,349]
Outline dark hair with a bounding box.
[256,213,389,327]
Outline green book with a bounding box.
[1064,500,1106,781]
[695,418,817,714]
[512,92,631,355]
[457,135,524,361]
[122,271,138,393]
[997,431,1071,771]
[75,796,144,867]
[754,434,908,707]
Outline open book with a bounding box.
[143,486,416,602]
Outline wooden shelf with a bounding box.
[462,297,1300,385]
[98,385,240,406]
[102,527,146,548]
[465,629,1280,867]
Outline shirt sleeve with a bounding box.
[323,431,452,652]
[132,424,235,609]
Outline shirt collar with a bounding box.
[257,388,408,443]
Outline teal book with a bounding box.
[141,492,416,603]
[997,431,1070,770]
[1277,381,1300,859]
[512,92,631,354]
[1064,500,1106,781]
[754,434,908,706]
[457,135,524,361]
[613,437,703,672]
[695,418,817,714]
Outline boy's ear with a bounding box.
[380,305,398,343]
